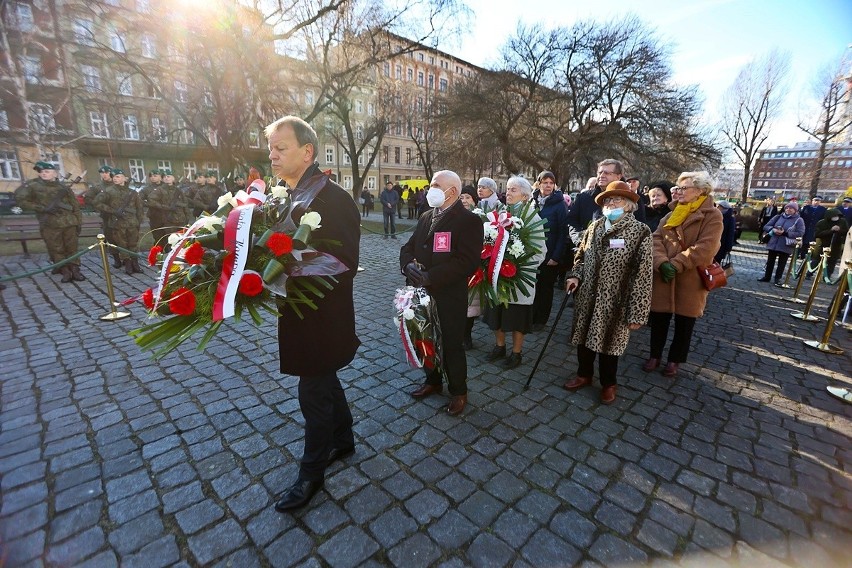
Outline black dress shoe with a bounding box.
[757,277,770,282]
[274,478,323,512]
[485,345,506,362]
[328,446,355,465]
[504,352,522,369]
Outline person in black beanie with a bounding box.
[643,180,674,232]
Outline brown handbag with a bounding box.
[698,262,727,290]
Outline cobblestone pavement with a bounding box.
[1,230,851,568]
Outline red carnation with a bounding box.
[238,271,264,297]
[499,260,517,278]
[266,232,294,256]
[481,244,493,260]
[468,268,484,288]
[148,246,163,266]
[168,287,196,316]
[184,242,204,265]
[141,288,154,310]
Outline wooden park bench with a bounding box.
[0,213,104,256]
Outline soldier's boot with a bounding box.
[60,265,74,283]
[71,265,86,282]
[124,258,134,275]
[112,252,123,269]
[131,258,143,274]
[52,266,63,275]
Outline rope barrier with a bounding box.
[0,241,143,283]
[359,221,416,236]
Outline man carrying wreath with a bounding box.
[400,170,483,416]
[266,116,361,512]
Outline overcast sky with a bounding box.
[449,0,851,151]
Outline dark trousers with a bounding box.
[362,204,369,217]
[649,311,697,364]
[532,263,558,325]
[383,210,396,235]
[763,250,790,282]
[577,343,619,387]
[297,371,354,481]
[408,205,416,219]
[425,302,468,396]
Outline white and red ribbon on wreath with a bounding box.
[399,319,423,368]
[486,209,515,294]
[232,179,267,207]
[212,205,254,321]
[152,216,209,312]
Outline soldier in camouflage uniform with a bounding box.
[14,162,85,283]
[147,169,190,249]
[85,165,121,268]
[229,172,247,194]
[139,168,162,247]
[93,169,145,275]
[189,170,223,217]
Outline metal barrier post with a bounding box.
[97,234,131,321]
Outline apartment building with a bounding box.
[750,141,852,202]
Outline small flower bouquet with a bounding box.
[468,202,546,307]
[131,176,348,359]
[393,286,444,375]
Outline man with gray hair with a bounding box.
[401,170,484,416]
[477,177,500,210]
[567,159,624,244]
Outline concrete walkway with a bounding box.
[0,232,850,567]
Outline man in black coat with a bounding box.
[400,170,483,416]
[566,159,624,245]
[266,116,361,512]
[757,197,779,230]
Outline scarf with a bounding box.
[664,195,707,229]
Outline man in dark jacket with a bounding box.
[401,170,483,416]
[266,116,361,512]
[799,196,827,259]
[566,159,623,244]
[757,197,779,229]
[531,170,569,329]
[380,181,399,238]
[813,208,849,277]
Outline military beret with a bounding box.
[112,168,126,175]
[98,165,113,174]
[205,170,218,177]
[148,168,161,175]
[34,161,56,172]
[161,169,173,176]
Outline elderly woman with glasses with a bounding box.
[563,181,652,404]
[642,171,723,378]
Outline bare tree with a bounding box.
[720,50,790,202]
[797,57,852,198]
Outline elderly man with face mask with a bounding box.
[400,170,484,416]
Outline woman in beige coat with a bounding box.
[642,171,723,378]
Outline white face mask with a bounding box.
[426,187,447,208]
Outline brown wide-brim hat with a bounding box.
[595,180,639,206]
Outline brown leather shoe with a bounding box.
[600,385,617,405]
[447,395,467,416]
[563,376,592,391]
[662,362,679,378]
[641,358,660,372]
[411,383,442,399]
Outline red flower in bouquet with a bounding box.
[148,246,163,266]
[266,232,294,256]
[184,242,204,265]
[481,244,493,260]
[238,271,264,296]
[499,260,517,278]
[168,287,196,316]
[415,339,437,369]
[468,267,484,288]
[142,288,154,310]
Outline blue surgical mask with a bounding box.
[603,208,624,221]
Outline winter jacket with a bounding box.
[814,208,849,260]
[763,212,805,255]
[15,178,82,229]
[93,184,144,230]
[536,190,569,264]
[715,208,736,263]
[651,197,723,318]
[569,213,652,356]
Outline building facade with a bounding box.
[750,141,852,203]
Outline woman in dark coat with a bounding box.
[714,200,736,263]
[643,180,673,233]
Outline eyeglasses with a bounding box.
[602,197,626,205]
[672,186,698,193]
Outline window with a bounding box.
[207,128,218,146]
[89,111,109,137]
[395,65,402,80]
[109,28,126,53]
[383,146,389,163]
[367,176,375,190]
[12,2,34,31]
[177,119,194,144]
[123,115,139,140]
[20,55,41,83]
[81,65,100,92]
[140,34,156,58]
[151,117,166,141]
[29,104,55,132]
[249,129,260,148]
[305,89,314,106]
[0,151,21,180]
[355,123,363,140]
[204,163,219,178]
[428,74,434,89]
[407,68,413,82]
[343,175,352,189]
[174,80,188,102]
[183,161,197,179]
[157,160,171,171]
[383,62,390,77]
[418,53,424,61]
[117,73,133,96]
[358,153,364,166]
[429,56,434,65]
[406,148,412,165]
[0,108,7,130]
[325,146,335,164]
[439,78,448,92]
[74,19,95,46]
[147,81,161,99]
[394,147,400,164]
[418,72,424,86]
[343,152,351,165]
[128,159,145,183]
[367,102,375,116]
[355,100,363,113]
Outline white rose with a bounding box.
[167,232,183,246]
[271,185,289,199]
[419,295,430,307]
[199,215,223,232]
[472,208,484,216]
[402,308,415,320]
[217,192,236,208]
[299,211,322,230]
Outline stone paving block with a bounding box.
[382,471,423,500]
[637,518,679,557]
[403,488,449,524]
[521,528,582,568]
[554,479,600,513]
[369,507,419,548]
[466,532,516,568]
[676,469,715,497]
[102,452,145,480]
[302,501,348,535]
[45,526,105,566]
[0,481,47,516]
[325,469,371,501]
[589,533,649,565]
[483,470,528,504]
[515,490,560,524]
[426,509,478,549]
[317,526,379,568]
[107,510,164,555]
[3,462,47,490]
[187,519,247,566]
[121,534,181,568]
[594,501,635,535]
[105,470,151,503]
[344,485,393,524]
[691,519,734,557]
[108,489,160,524]
[54,479,103,513]
[458,490,504,527]
[0,502,47,541]
[549,509,596,549]
[75,550,118,568]
[694,496,736,532]
[162,481,205,514]
[2,528,45,566]
[174,500,225,534]
[227,484,271,521]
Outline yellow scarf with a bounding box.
[664,195,707,229]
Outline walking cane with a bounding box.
[524,291,572,390]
